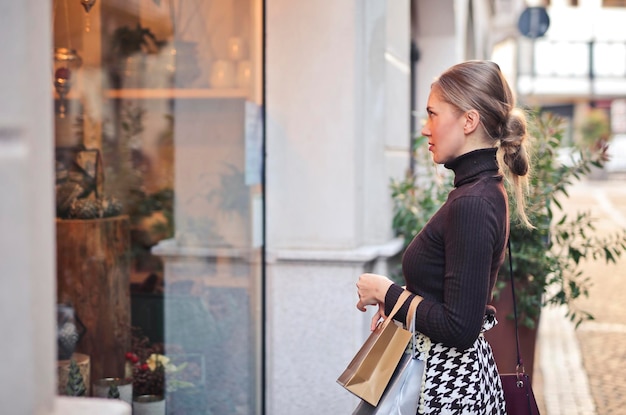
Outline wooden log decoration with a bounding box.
[56,215,131,385]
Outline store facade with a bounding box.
[1,1,521,414]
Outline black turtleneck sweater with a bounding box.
[385,148,509,350]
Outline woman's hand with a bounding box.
[356,273,393,311]
[356,273,394,331]
[369,304,386,332]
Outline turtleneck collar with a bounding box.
[444,148,500,187]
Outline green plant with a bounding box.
[391,135,452,249]
[65,358,86,396]
[506,112,626,328]
[108,383,121,399]
[128,188,174,233]
[391,111,626,329]
[578,108,611,150]
[110,24,165,59]
[207,164,249,218]
[102,102,145,206]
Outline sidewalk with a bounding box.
[533,178,626,415]
[535,305,596,414]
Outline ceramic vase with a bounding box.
[133,395,165,415]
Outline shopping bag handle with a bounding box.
[377,290,412,331]
[405,294,422,330]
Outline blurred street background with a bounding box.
[534,171,626,415]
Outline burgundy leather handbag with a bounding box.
[499,240,540,415]
[500,372,540,415]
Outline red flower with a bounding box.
[55,67,72,80]
[125,351,140,363]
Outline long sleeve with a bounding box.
[385,148,508,350]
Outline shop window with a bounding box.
[52,0,264,413]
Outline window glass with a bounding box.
[534,40,589,76]
[53,1,264,413]
[594,42,626,77]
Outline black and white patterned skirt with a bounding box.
[413,315,507,415]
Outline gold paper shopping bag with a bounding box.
[337,291,413,406]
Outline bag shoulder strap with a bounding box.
[507,239,524,371]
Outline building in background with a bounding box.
[1,1,537,414]
[515,0,626,166]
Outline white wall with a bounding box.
[414,0,460,118]
[266,0,410,251]
[0,1,56,414]
[266,0,409,413]
[266,0,362,251]
[365,0,412,244]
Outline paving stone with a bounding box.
[577,330,626,415]
[536,177,626,415]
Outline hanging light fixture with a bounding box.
[53,47,82,118]
[80,0,97,32]
[53,0,82,118]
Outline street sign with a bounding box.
[518,6,550,39]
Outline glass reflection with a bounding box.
[52,0,263,413]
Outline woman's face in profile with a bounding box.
[421,87,468,165]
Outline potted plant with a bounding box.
[108,24,165,88]
[577,107,612,180]
[390,111,626,379]
[578,108,611,150]
[124,328,197,415]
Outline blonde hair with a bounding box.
[433,60,532,228]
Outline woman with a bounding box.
[356,60,531,414]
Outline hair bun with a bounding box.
[500,109,529,176]
[503,145,529,176]
[506,109,527,140]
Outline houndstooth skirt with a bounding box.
[413,314,506,415]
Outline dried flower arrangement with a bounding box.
[124,328,196,397]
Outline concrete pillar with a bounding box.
[266,1,409,413]
[0,1,56,413]
[414,0,461,115]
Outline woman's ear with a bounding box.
[464,109,480,134]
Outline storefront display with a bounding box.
[52,0,263,413]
